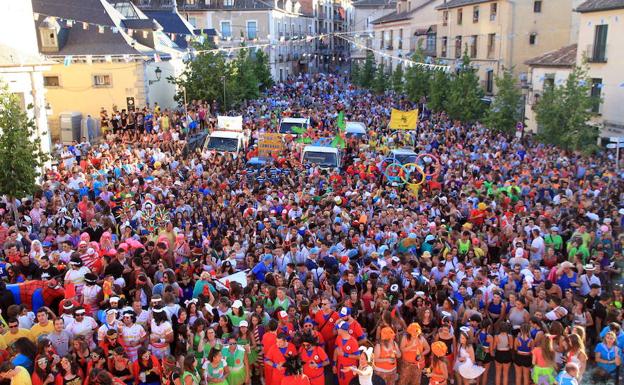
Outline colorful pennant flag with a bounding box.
[82,22,89,30]
[154,53,161,62]
[63,55,73,67]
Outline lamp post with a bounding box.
[148,66,162,85]
[221,76,226,112]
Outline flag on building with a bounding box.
[63,55,73,67]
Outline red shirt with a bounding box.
[299,346,328,379]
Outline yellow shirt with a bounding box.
[11,366,32,385]
[3,329,34,345]
[31,322,55,339]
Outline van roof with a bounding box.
[281,117,309,123]
[210,130,243,139]
[303,145,339,153]
[391,148,417,155]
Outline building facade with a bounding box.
[575,0,624,138]
[371,0,442,70]
[315,0,353,72]
[168,0,316,81]
[32,0,186,139]
[524,44,577,133]
[351,0,395,62]
[0,0,52,155]
[435,0,580,95]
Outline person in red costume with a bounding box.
[333,321,360,385]
[302,317,326,349]
[338,307,366,342]
[314,298,339,358]
[280,355,310,385]
[264,333,297,385]
[298,333,329,385]
[262,320,279,385]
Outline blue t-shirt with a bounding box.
[251,262,272,282]
[595,342,619,375]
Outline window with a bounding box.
[470,35,478,58]
[441,36,448,57]
[443,10,448,26]
[220,21,232,38]
[533,0,541,12]
[93,74,111,87]
[398,28,403,49]
[455,35,462,58]
[529,32,537,45]
[426,33,436,53]
[591,24,608,62]
[591,78,602,113]
[543,73,555,89]
[44,75,60,87]
[486,70,494,94]
[188,17,197,27]
[457,8,463,25]
[490,3,497,20]
[247,21,257,39]
[224,0,233,6]
[380,31,384,49]
[487,33,495,58]
[473,6,479,23]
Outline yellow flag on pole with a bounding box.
[389,108,419,130]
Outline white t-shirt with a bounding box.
[530,236,545,261]
[578,274,601,296]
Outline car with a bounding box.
[388,148,418,165]
[204,130,247,156]
[302,144,343,170]
[345,122,368,140]
[279,117,310,135]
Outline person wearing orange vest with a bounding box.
[427,342,450,385]
[314,299,339,358]
[374,327,401,385]
[399,323,430,385]
[333,321,360,385]
[264,333,297,385]
[298,333,329,385]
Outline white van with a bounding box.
[345,122,368,140]
[302,145,342,169]
[279,117,310,135]
[389,148,417,165]
[204,130,246,156]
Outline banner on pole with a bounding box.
[258,133,285,156]
[389,108,419,130]
[217,115,243,131]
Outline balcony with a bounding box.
[586,44,608,63]
[385,44,393,50]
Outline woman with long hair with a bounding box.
[109,346,134,385]
[281,355,310,385]
[249,314,265,385]
[85,348,107,384]
[433,320,455,378]
[161,355,182,385]
[181,354,201,385]
[531,335,557,385]
[492,322,513,385]
[32,356,55,385]
[373,327,400,385]
[399,323,430,385]
[341,345,384,385]
[55,356,83,385]
[594,331,621,379]
[565,333,588,378]
[11,337,37,373]
[454,331,484,385]
[132,347,162,385]
[512,324,532,385]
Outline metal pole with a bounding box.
[617,138,620,172]
[222,77,226,111]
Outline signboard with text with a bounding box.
[258,133,284,156]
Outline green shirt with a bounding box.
[545,234,563,251]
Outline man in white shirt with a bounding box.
[578,264,601,296]
[66,307,98,349]
[530,229,546,263]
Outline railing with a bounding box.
[586,44,608,63]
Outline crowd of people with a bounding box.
[0,73,623,385]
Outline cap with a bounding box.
[339,307,351,317]
[232,300,243,309]
[336,320,350,331]
[84,273,97,284]
[278,310,288,320]
[584,263,596,271]
[425,234,435,242]
[239,320,249,328]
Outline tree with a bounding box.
[372,61,389,94]
[445,53,485,122]
[404,48,431,102]
[227,48,260,107]
[0,84,49,222]
[428,69,450,113]
[360,51,376,88]
[253,48,273,91]
[351,60,361,86]
[534,65,598,152]
[484,69,523,135]
[392,64,404,94]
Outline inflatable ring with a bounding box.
[403,163,426,186]
[384,163,407,184]
[416,153,441,178]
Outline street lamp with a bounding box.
[221,76,226,111]
[149,66,162,85]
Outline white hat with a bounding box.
[619,208,624,216]
[232,300,243,309]
[583,263,596,271]
[239,320,249,328]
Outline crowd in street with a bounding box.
[0,73,623,385]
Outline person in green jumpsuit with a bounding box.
[223,335,249,385]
